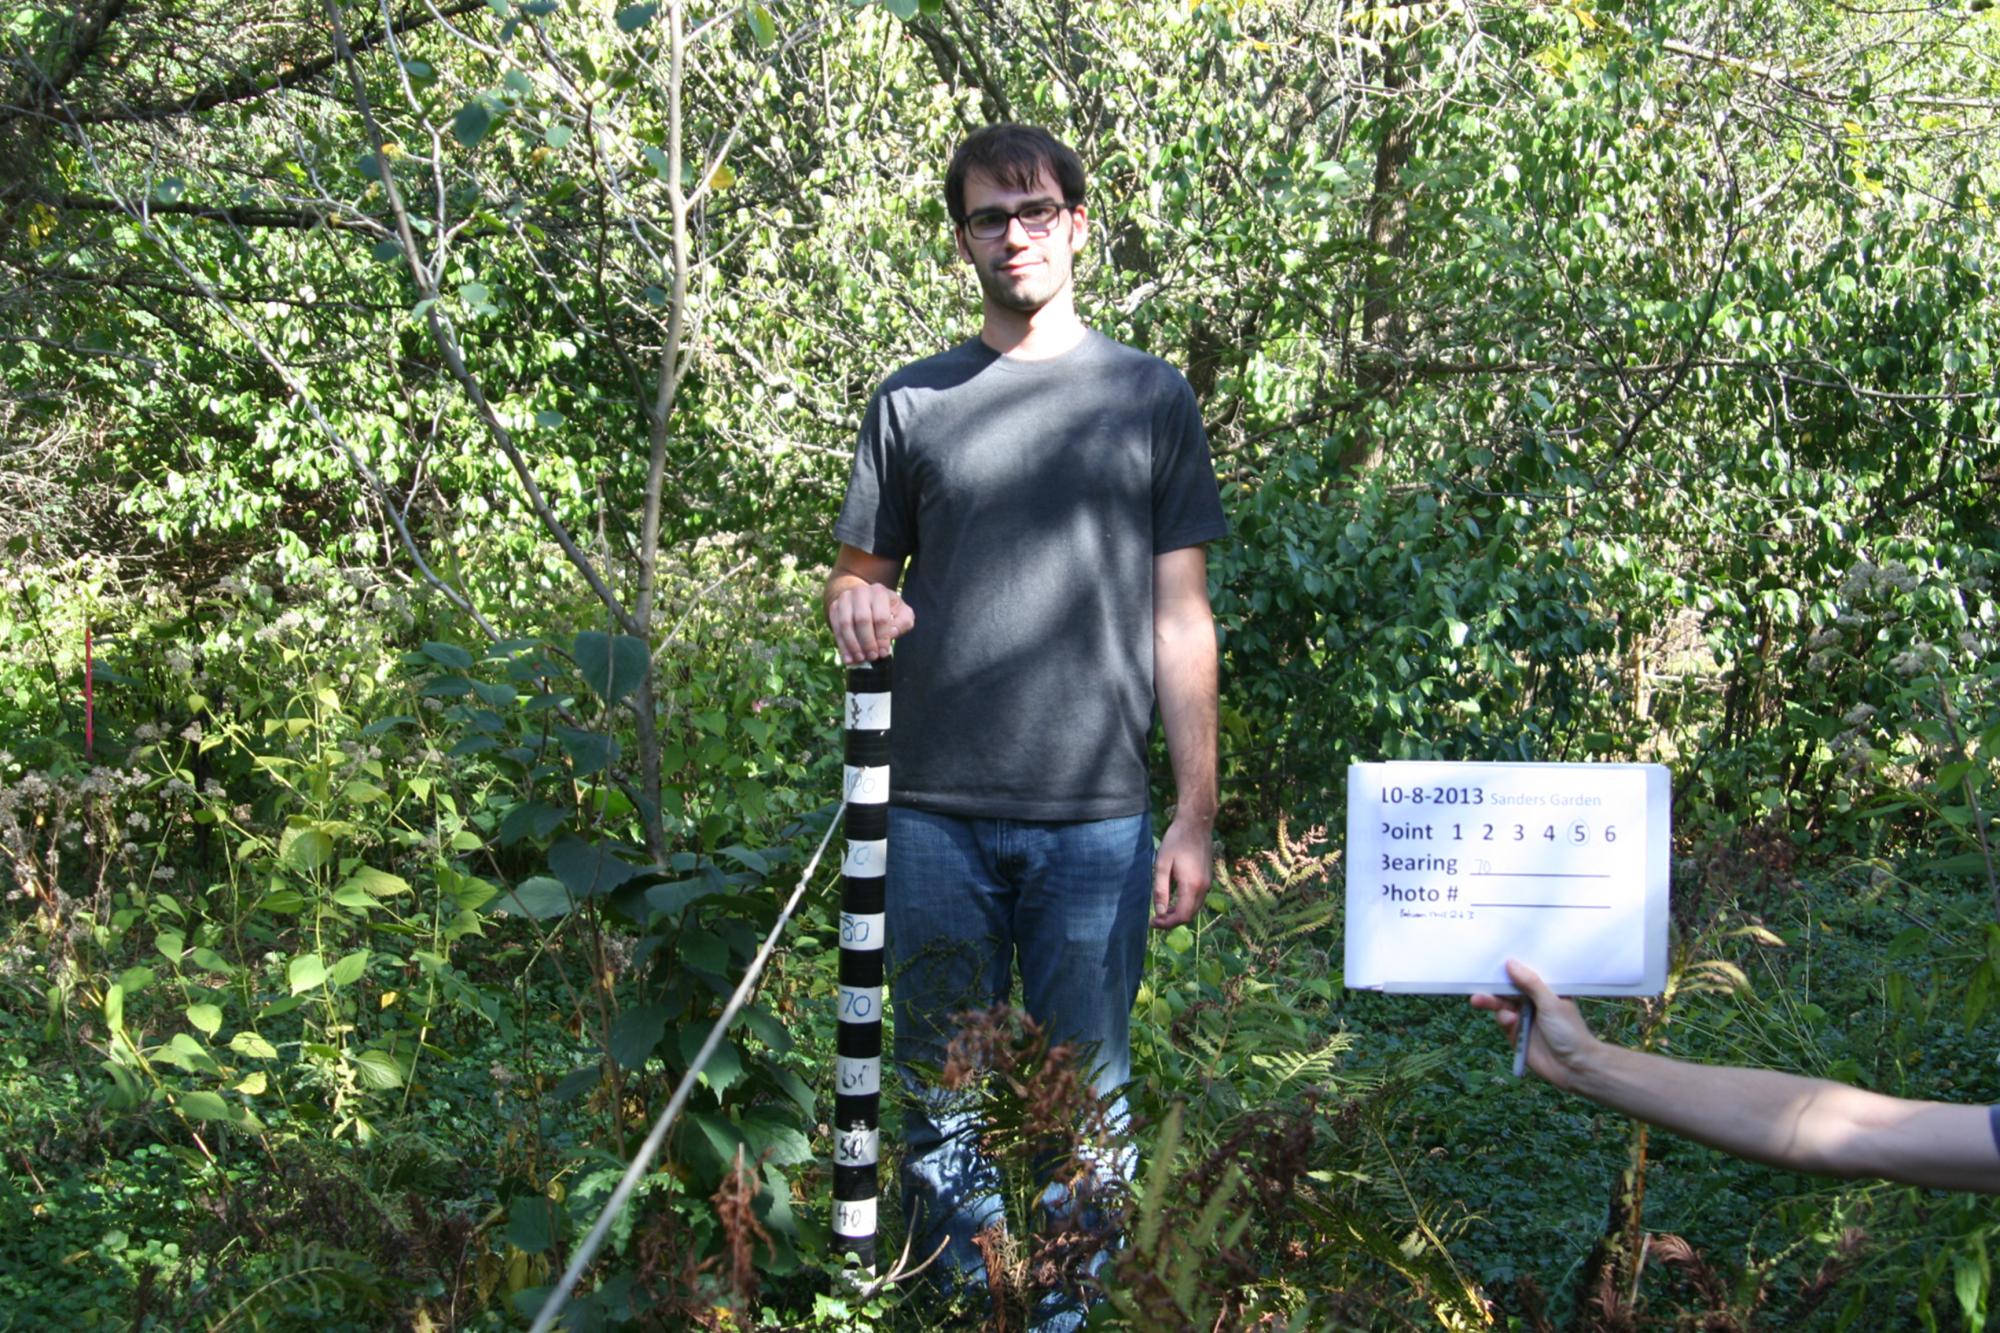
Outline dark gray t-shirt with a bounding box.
[834,331,1228,820]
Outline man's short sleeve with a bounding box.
[834,387,914,559]
[1151,372,1229,554]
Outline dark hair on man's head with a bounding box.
[944,124,1086,224]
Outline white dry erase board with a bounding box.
[1344,762,1671,995]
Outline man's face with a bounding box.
[954,166,1087,316]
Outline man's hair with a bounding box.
[944,124,1086,225]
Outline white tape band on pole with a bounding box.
[836,1055,881,1096]
[839,912,886,949]
[841,839,888,877]
[842,764,890,805]
[844,691,892,731]
[834,1126,881,1168]
[837,984,882,1024]
[832,1196,878,1238]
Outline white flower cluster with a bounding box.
[1888,642,1937,678]
[251,609,309,643]
[1840,558,1921,602]
[0,763,150,904]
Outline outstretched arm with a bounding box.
[1474,960,2000,1194]
[1151,545,1218,929]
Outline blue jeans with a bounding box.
[886,806,1153,1310]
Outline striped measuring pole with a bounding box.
[834,656,890,1271]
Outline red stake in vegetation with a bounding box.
[84,623,94,757]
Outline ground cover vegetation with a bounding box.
[2,0,1997,1326]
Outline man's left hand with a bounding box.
[1151,813,1214,929]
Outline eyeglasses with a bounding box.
[960,201,1070,241]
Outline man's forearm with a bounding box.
[1572,1040,2000,1191]
[1155,611,1218,820]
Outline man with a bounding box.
[1475,960,2000,1192]
[824,124,1228,1302]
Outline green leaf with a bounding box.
[496,875,573,919]
[737,1002,793,1056]
[163,1033,223,1075]
[680,925,729,976]
[746,2,778,46]
[771,1067,814,1117]
[288,953,327,995]
[555,726,618,776]
[348,1049,405,1089]
[443,869,499,911]
[1165,925,1195,954]
[615,2,657,31]
[471,678,517,709]
[177,1090,236,1123]
[507,1194,565,1254]
[686,1109,746,1175]
[422,640,474,670]
[190,947,234,976]
[883,0,918,17]
[691,1037,744,1095]
[104,982,125,1032]
[340,866,411,897]
[500,800,567,846]
[549,838,647,899]
[552,1063,601,1102]
[230,1031,280,1061]
[1955,1246,1989,1327]
[544,124,573,149]
[280,825,335,872]
[717,843,770,874]
[186,1003,223,1037]
[740,1108,811,1165]
[573,630,650,704]
[330,949,371,987]
[609,1002,671,1070]
[643,876,725,924]
[333,885,379,912]
[453,100,496,150]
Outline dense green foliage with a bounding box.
[4,0,1999,1327]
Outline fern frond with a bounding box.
[1248,1034,1355,1089]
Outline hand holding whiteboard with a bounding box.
[1344,762,1669,995]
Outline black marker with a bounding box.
[1512,999,1535,1078]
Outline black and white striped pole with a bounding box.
[834,656,890,1272]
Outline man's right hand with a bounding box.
[1470,959,1600,1091]
[825,544,914,665]
[827,580,915,665]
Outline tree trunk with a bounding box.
[1340,41,1412,474]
